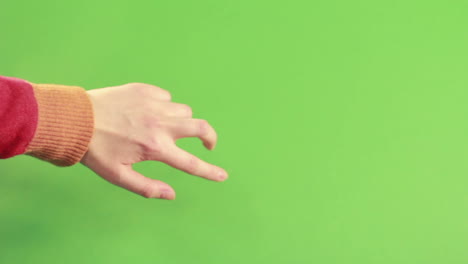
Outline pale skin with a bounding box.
[80,83,228,200]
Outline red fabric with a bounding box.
[0,76,38,159]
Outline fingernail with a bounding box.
[218,171,227,181]
[160,189,173,200]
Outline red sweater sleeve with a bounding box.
[0,76,94,166]
[0,76,38,159]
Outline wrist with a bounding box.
[25,83,95,166]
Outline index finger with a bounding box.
[159,145,228,182]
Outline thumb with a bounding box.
[111,165,176,200]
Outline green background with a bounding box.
[1,0,468,263]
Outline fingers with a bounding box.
[156,102,193,118]
[166,118,218,150]
[109,165,176,200]
[160,145,228,182]
[151,87,172,101]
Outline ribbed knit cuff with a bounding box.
[25,83,94,167]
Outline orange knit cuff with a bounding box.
[25,83,94,167]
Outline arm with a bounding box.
[0,76,40,159]
[0,77,227,200]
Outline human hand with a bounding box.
[80,83,228,200]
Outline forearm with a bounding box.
[0,76,38,159]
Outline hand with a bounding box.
[80,83,228,200]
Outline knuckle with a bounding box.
[183,104,192,116]
[127,83,154,95]
[199,119,209,135]
[186,156,200,174]
[153,86,171,100]
[140,184,157,199]
[140,137,163,156]
[160,89,172,100]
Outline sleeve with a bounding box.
[0,76,94,167]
